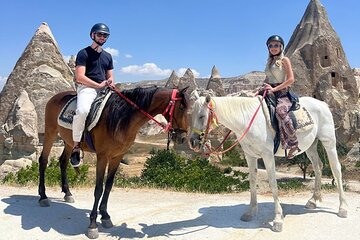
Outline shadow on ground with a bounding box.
[139,202,337,238]
[2,194,338,239]
[2,195,144,239]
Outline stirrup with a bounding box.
[70,146,82,167]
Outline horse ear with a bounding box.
[180,86,189,94]
[190,90,199,101]
[205,94,211,104]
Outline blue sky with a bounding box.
[0,0,359,90]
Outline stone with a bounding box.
[286,0,360,146]
[1,90,39,160]
[165,70,180,88]
[206,66,226,96]
[0,22,74,134]
[178,68,198,94]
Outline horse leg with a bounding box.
[262,153,283,232]
[240,153,258,222]
[59,144,75,203]
[99,157,123,229]
[38,126,58,207]
[321,139,348,218]
[87,156,108,239]
[305,139,323,209]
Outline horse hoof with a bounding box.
[305,200,316,209]
[39,199,50,207]
[101,218,114,228]
[64,195,75,203]
[240,212,253,222]
[272,221,283,232]
[338,208,348,218]
[87,227,99,239]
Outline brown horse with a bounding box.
[38,86,189,239]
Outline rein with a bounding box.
[109,85,182,132]
[201,90,267,155]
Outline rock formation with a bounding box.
[354,68,360,95]
[206,66,225,96]
[165,70,180,88]
[286,0,360,146]
[0,90,38,161]
[178,68,198,93]
[0,22,74,135]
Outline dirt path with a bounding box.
[1,185,359,240]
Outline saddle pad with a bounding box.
[259,96,314,133]
[58,91,112,131]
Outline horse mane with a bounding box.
[105,86,159,138]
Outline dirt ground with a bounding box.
[2,135,359,239]
[1,185,359,240]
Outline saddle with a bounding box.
[58,87,112,131]
[259,90,314,154]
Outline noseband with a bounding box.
[192,99,218,146]
[162,89,187,133]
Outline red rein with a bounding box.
[110,86,181,132]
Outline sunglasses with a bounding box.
[96,32,109,38]
[268,44,280,49]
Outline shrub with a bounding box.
[137,149,249,193]
[2,159,89,186]
[277,179,305,191]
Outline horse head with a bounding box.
[167,87,190,144]
[188,94,212,152]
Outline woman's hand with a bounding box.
[264,83,274,93]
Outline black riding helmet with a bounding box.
[90,23,110,46]
[266,35,284,47]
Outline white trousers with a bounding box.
[72,85,98,142]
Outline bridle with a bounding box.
[192,98,219,147]
[192,90,267,155]
[109,85,187,148]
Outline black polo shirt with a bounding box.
[75,46,114,83]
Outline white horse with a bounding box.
[189,94,347,232]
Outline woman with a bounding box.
[263,35,300,159]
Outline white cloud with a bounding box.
[121,63,173,76]
[104,47,119,57]
[120,63,200,78]
[124,54,133,58]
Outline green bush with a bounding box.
[277,179,305,190]
[2,159,89,186]
[136,149,249,193]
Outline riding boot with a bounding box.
[70,144,82,167]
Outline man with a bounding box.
[71,23,115,167]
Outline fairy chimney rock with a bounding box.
[165,70,180,88]
[0,22,74,135]
[1,90,38,160]
[68,55,76,74]
[206,65,225,96]
[285,0,360,146]
[178,68,198,93]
